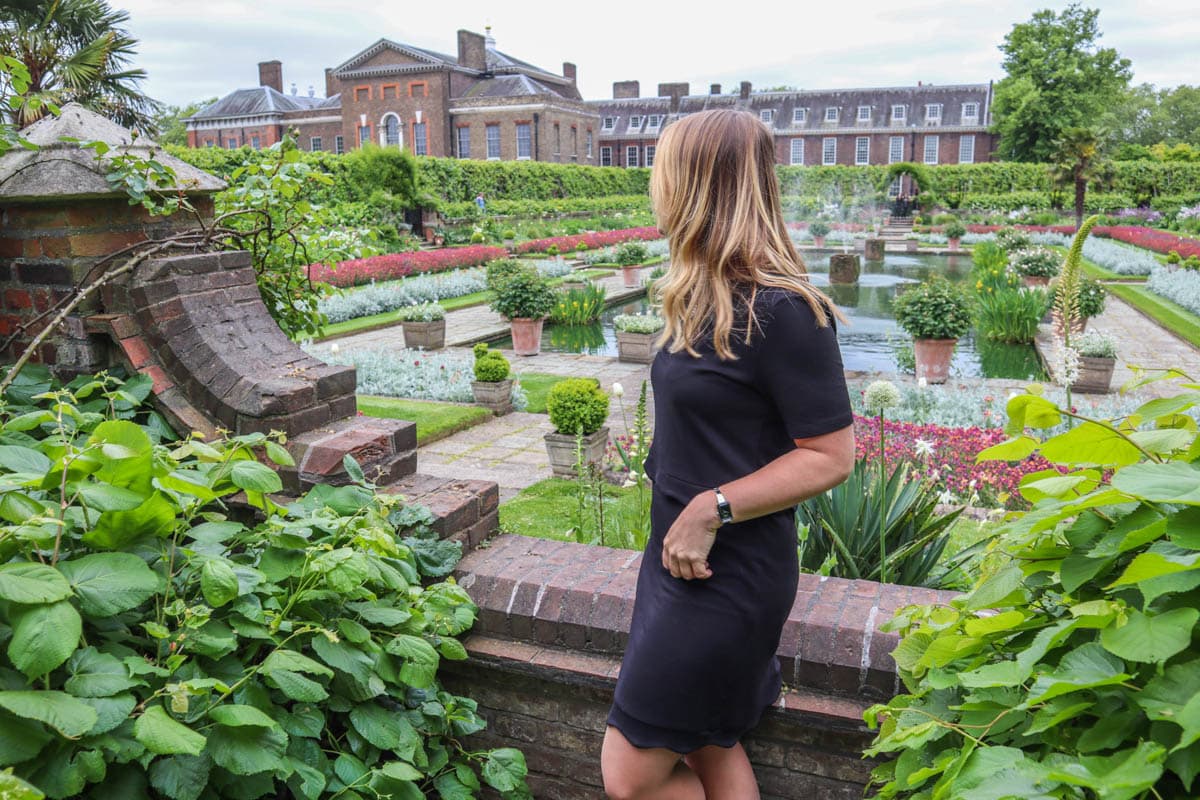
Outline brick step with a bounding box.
[280,415,417,494]
[381,472,499,551]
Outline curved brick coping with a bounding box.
[454,534,958,701]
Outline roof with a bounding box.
[189,86,324,121]
[462,74,569,99]
[1,103,226,202]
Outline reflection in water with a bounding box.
[493,254,1044,380]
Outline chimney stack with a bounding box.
[457,29,487,72]
[739,81,752,100]
[324,68,336,98]
[710,83,721,95]
[258,60,283,93]
[613,80,640,99]
[658,82,689,113]
[562,62,577,82]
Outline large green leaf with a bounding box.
[148,754,211,800]
[200,559,239,608]
[349,703,420,760]
[1101,608,1199,663]
[58,553,159,617]
[87,420,154,493]
[975,435,1039,463]
[1108,551,1200,587]
[262,649,333,678]
[481,748,527,793]
[135,705,206,756]
[1040,422,1142,467]
[0,711,52,766]
[8,601,81,679]
[1112,462,1200,505]
[207,704,278,729]
[1043,742,1166,799]
[83,493,177,549]
[0,562,72,604]
[0,691,97,738]
[385,634,440,688]
[205,723,288,776]
[230,460,283,494]
[64,647,139,698]
[0,768,45,799]
[0,446,51,476]
[1024,643,1131,704]
[266,670,328,703]
[77,694,136,736]
[73,481,146,512]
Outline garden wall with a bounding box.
[446,534,956,799]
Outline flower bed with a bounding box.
[965,224,1200,261]
[514,227,661,255]
[309,245,507,287]
[1146,267,1200,316]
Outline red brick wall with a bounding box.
[451,106,598,165]
[333,70,450,155]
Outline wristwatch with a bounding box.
[713,488,734,525]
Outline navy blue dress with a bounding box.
[607,286,853,753]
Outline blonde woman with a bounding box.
[601,110,855,799]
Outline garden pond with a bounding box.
[494,252,1046,380]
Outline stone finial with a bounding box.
[0,103,226,203]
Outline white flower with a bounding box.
[937,490,956,505]
[330,343,340,354]
[914,438,935,459]
[968,479,977,490]
[863,380,901,414]
[612,382,625,398]
[622,478,637,488]
[917,377,928,389]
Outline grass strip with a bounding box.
[498,477,643,547]
[511,372,600,414]
[1106,283,1200,349]
[356,395,491,446]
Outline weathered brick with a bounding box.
[118,336,154,369]
[3,289,32,310]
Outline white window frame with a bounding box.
[793,107,807,124]
[601,116,616,132]
[961,102,979,122]
[760,109,774,124]
[310,136,322,152]
[888,136,903,164]
[958,134,975,164]
[250,135,261,150]
[855,136,870,165]
[790,138,804,165]
[925,104,942,123]
[628,115,644,132]
[456,126,470,159]
[822,137,837,165]
[486,124,501,160]
[625,145,639,167]
[888,176,902,198]
[857,105,871,122]
[586,131,593,158]
[824,107,839,123]
[413,122,427,156]
[646,114,663,132]
[226,137,239,149]
[334,135,344,155]
[600,145,612,167]
[516,123,532,160]
[645,145,656,167]
[923,135,939,164]
[891,104,906,123]
[381,113,402,147]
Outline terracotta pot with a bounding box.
[471,379,513,415]
[913,338,957,384]
[616,330,658,364]
[948,237,961,251]
[1022,275,1051,288]
[621,264,642,289]
[401,319,445,350]
[1071,356,1115,394]
[544,427,609,478]
[813,235,826,248]
[905,239,919,252]
[510,317,545,356]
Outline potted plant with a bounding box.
[395,302,446,349]
[892,277,972,384]
[1052,276,1106,336]
[469,228,486,244]
[1070,330,1118,394]
[470,343,513,414]
[613,313,665,364]
[489,266,556,356]
[575,241,589,264]
[904,233,920,252]
[615,241,650,288]
[543,378,610,477]
[944,220,967,251]
[431,228,445,247]
[1009,246,1060,287]
[1166,250,1182,270]
[809,220,830,248]
[547,244,562,264]
[502,228,517,250]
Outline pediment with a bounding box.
[334,39,450,75]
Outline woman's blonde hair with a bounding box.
[650,109,841,359]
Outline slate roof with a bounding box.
[190,87,324,120]
[461,74,571,100]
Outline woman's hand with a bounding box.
[661,493,721,580]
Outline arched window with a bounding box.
[382,114,401,147]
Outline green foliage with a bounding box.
[394,302,444,323]
[893,278,973,340]
[807,220,831,238]
[1105,83,1200,149]
[612,313,665,334]
[484,259,526,293]
[1076,330,1118,358]
[992,5,1132,161]
[1052,214,1101,345]
[1010,246,1062,279]
[615,242,649,267]
[1,55,43,157]
[1167,250,1183,265]
[546,378,609,436]
[151,98,217,147]
[976,287,1051,343]
[489,269,556,321]
[1076,276,1107,318]
[1051,126,1108,228]
[549,285,606,325]
[942,220,967,240]
[0,370,529,799]
[472,343,510,383]
[340,145,420,207]
[415,156,649,204]
[865,373,1200,799]
[796,461,961,587]
[883,162,932,194]
[996,227,1034,253]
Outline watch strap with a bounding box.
[714,487,734,525]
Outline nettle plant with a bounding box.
[0,369,528,799]
[865,372,1200,799]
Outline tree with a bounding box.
[1105,83,1200,149]
[1049,127,1105,230]
[0,0,161,131]
[991,4,1131,162]
[151,97,216,146]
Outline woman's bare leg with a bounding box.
[601,726,705,800]
[684,743,759,800]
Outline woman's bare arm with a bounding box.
[661,424,856,580]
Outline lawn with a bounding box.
[356,395,491,445]
[498,476,646,550]
[1105,283,1200,349]
[511,372,597,414]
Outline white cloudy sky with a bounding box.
[114,0,1199,108]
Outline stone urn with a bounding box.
[829,253,861,284]
[616,331,658,364]
[471,379,513,415]
[510,317,545,356]
[401,319,445,350]
[1071,356,1115,394]
[544,427,609,478]
[621,264,642,289]
[913,338,957,384]
[905,239,920,252]
[864,238,886,261]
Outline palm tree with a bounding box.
[1049,127,1105,231]
[0,0,161,132]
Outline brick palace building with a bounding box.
[185,28,996,176]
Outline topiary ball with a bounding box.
[546,378,609,436]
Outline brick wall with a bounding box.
[449,534,956,798]
[451,102,599,165]
[189,124,281,150]
[334,69,451,155]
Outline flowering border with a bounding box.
[308,245,508,288]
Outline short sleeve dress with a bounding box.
[607,286,853,754]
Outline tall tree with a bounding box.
[0,0,161,131]
[991,4,1131,162]
[1049,127,1104,230]
[151,97,216,147]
